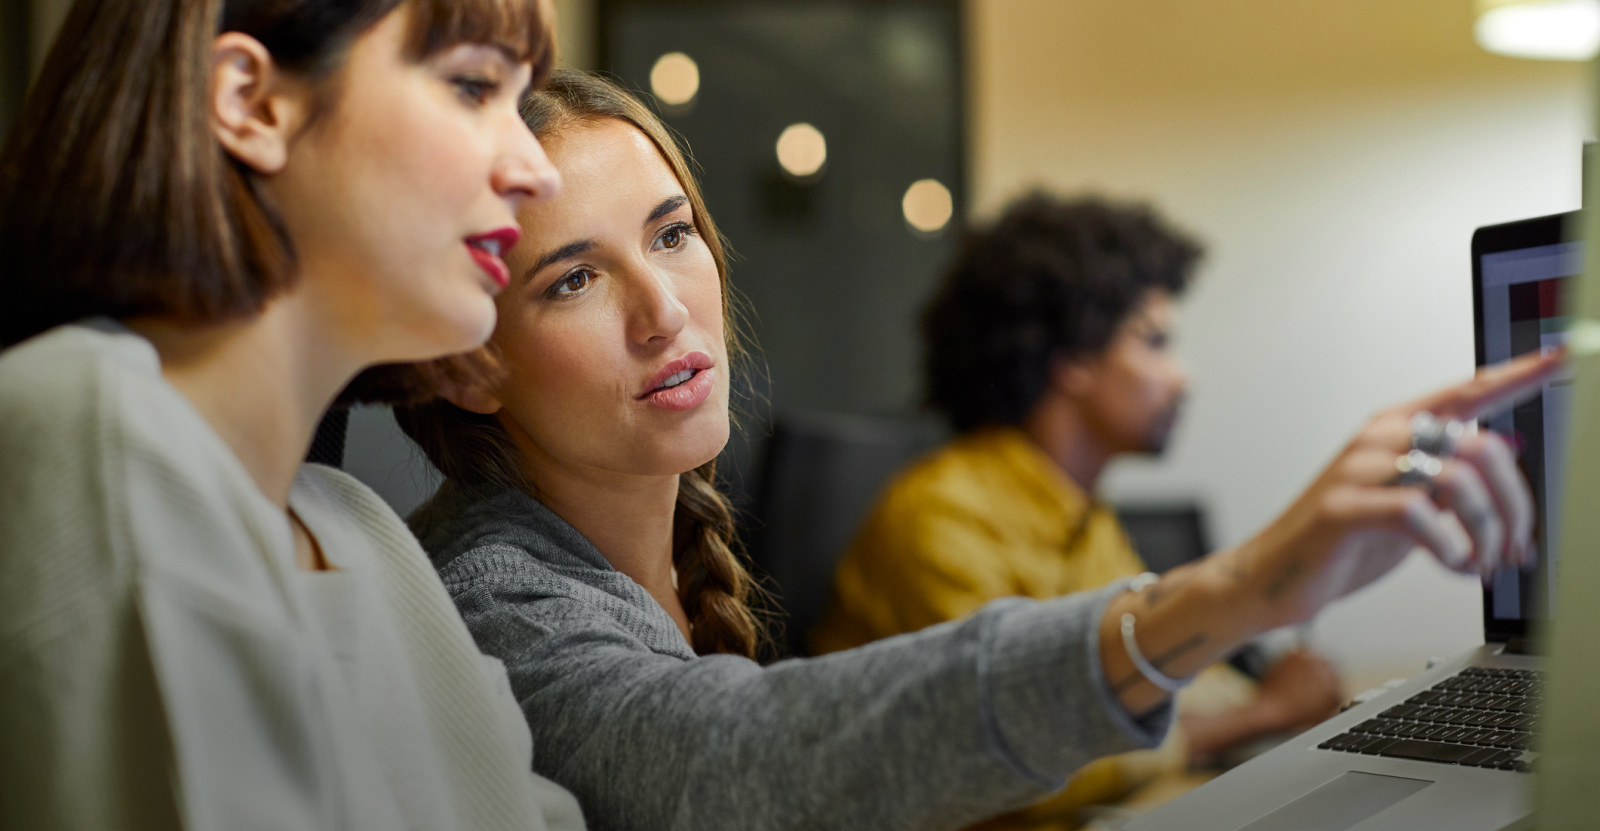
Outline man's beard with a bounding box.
[1139,401,1184,456]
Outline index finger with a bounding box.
[1404,348,1565,420]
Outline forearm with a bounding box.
[1098,352,1561,733]
[503,590,1170,831]
[1097,543,1285,718]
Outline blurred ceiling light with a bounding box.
[902,179,953,234]
[776,123,827,178]
[650,52,700,106]
[1476,0,1600,60]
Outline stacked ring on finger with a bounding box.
[1393,449,1444,488]
[1410,411,1467,458]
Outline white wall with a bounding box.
[969,0,1590,686]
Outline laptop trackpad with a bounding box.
[1236,771,1433,831]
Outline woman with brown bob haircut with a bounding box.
[0,1,585,829]
[399,71,1558,831]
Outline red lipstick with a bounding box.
[465,227,521,289]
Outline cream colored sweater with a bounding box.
[0,321,584,831]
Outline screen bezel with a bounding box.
[1471,210,1577,644]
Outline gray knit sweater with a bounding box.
[410,481,1172,831]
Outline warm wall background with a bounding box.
[966,0,1589,686]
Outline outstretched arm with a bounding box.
[451,570,1171,831]
[1096,349,1561,719]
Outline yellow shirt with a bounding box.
[813,427,1147,653]
[812,427,1186,830]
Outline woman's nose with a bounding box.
[494,122,562,209]
[629,268,690,346]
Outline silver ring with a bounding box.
[1410,412,1466,458]
[1394,449,1444,488]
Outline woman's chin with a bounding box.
[404,297,498,362]
[451,296,500,352]
[653,422,730,476]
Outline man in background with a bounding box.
[811,193,1342,830]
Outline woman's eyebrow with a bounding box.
[645,195,689,225]
[526,240,595,279]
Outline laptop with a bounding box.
[1124,210,1580,831]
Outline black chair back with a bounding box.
[306,408,349,468]
[749,412,943,657]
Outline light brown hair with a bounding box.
[0,0,553,348]
[395,70,765,658]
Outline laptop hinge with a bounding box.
[1501,636,1537,655]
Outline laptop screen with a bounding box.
[1473,211,1581,640]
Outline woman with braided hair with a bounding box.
[400,70,1559,831]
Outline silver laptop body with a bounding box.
[1126,211,1579,831]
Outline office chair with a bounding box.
[306,408,349,468]
[1116,503,1211,575]
[748,411,944,657]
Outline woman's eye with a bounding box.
[656,222,697,251]
[452,75,499,104]
[549,269,593,298]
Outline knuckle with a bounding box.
[1315,491,1350,523]
[1452,434,1485,459]
[1335,455,1369,479]
[1400,490,1433,518]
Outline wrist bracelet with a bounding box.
[1120,572,1196,694]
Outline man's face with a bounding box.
[1069,290,1188,455]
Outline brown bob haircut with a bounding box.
[0,0,554,349]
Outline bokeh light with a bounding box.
[1476,0,1600,60]
[650,52,701,106]
[902,179,953,233]
[775,123,828,178]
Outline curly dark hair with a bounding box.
[922,192,1202,433]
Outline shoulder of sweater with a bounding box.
[0,320,159,434]
[431,519,699,659]
[0,323,271,649]
[438,541,700,658]
[0,321,241,486]
[412,482,613,576]
[0,319,261,532]
[435,537,629,600]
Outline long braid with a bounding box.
[673,461,763,657]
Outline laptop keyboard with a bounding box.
[1316,667,1540,773]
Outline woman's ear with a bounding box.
[210,32,306,175]
[438,378,504,416]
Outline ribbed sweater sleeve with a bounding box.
[421,488,1171,831]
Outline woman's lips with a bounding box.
[466,244,510,288]
[642,366,715,412]
[465,227,521,289]
[638,351,715,398]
